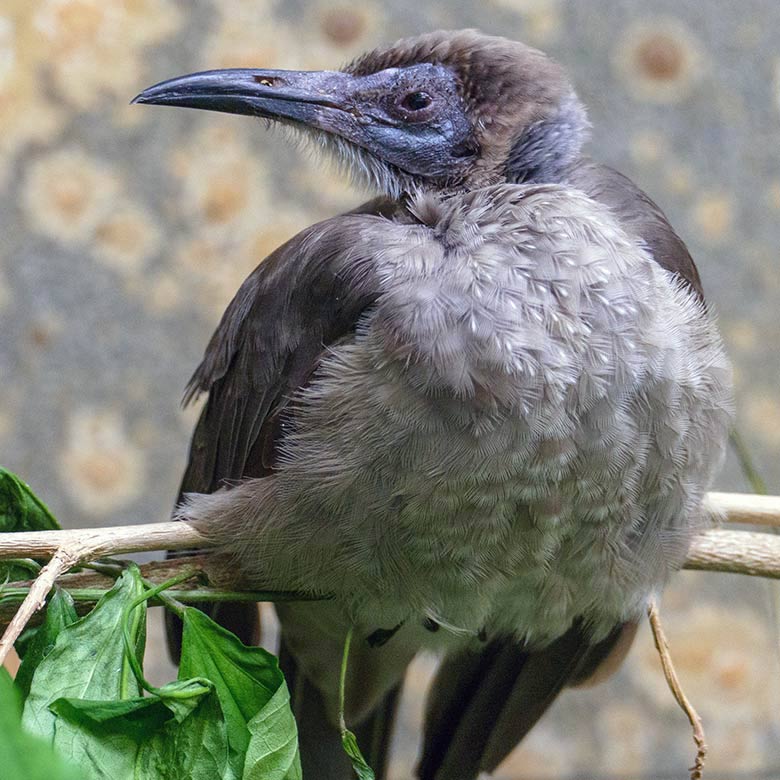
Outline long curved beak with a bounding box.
[132,68,357,127]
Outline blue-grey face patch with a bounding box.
[134,63,477,184]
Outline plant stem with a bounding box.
[339,627,354,734]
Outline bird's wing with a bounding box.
[566,158,704,299]
[179,196,402,496]
[419,165,702,780]
[170,198,408,780]
[419,621,636,780]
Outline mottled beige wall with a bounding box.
[2,1,779,778]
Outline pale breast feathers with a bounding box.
[184,183,733,642]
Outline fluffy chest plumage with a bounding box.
[272,186,732,640]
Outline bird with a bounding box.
[133,29,734,780]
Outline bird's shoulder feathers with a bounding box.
[179,197,409,495]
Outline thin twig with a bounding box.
[647,599,706,780]
[0,547,78,666]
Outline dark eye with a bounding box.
[400,91,432,111]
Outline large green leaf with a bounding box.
[15,588,78,699]
[22,567,147,742]
[17,564,300,780]
[22,567,237,779]
[49,678,234,780]
[0,668,81,780]
[18,565,299,780]
[178,607,301,777]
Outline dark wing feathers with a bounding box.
[170,200,398,779]
[178,209,387,495]
[419,623,632,780]
[567,159,704,299]
[167,203,387,664]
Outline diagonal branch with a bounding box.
[0,548,78,666]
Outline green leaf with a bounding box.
[47,659,234,780]
[19,565,299,780]
[151,677,218,723]
[1,557,42,585]
[0,467,61,582]
[137,688,237,780]
[22,567,238,780]
[22,567,147,743]
[178,607,301,776]
[49,695,177,740]
[0,668,81,780]
[0,467,60,532]
[15,588,78,699]
[244,683,302,780]
[47,688,235,780]
[49,679,215,738]
[341,729,376,780]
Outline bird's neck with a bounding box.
[504,92,590,185]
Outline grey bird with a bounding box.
[134,29,733,780]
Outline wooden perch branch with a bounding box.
[1,491,779,666]
[0,491,776,563]
[685,528,780,578]
[0,521,206,560]
[704,492,780,527]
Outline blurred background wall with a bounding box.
[1,1,779,777]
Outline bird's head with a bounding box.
[133,29,589,197]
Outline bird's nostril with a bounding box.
[254,75,278,88]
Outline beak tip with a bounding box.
[131,88,160,105]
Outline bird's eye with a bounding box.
[400,91,432,111]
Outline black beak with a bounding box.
[132,66,454,185]
[132,68,357,127]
